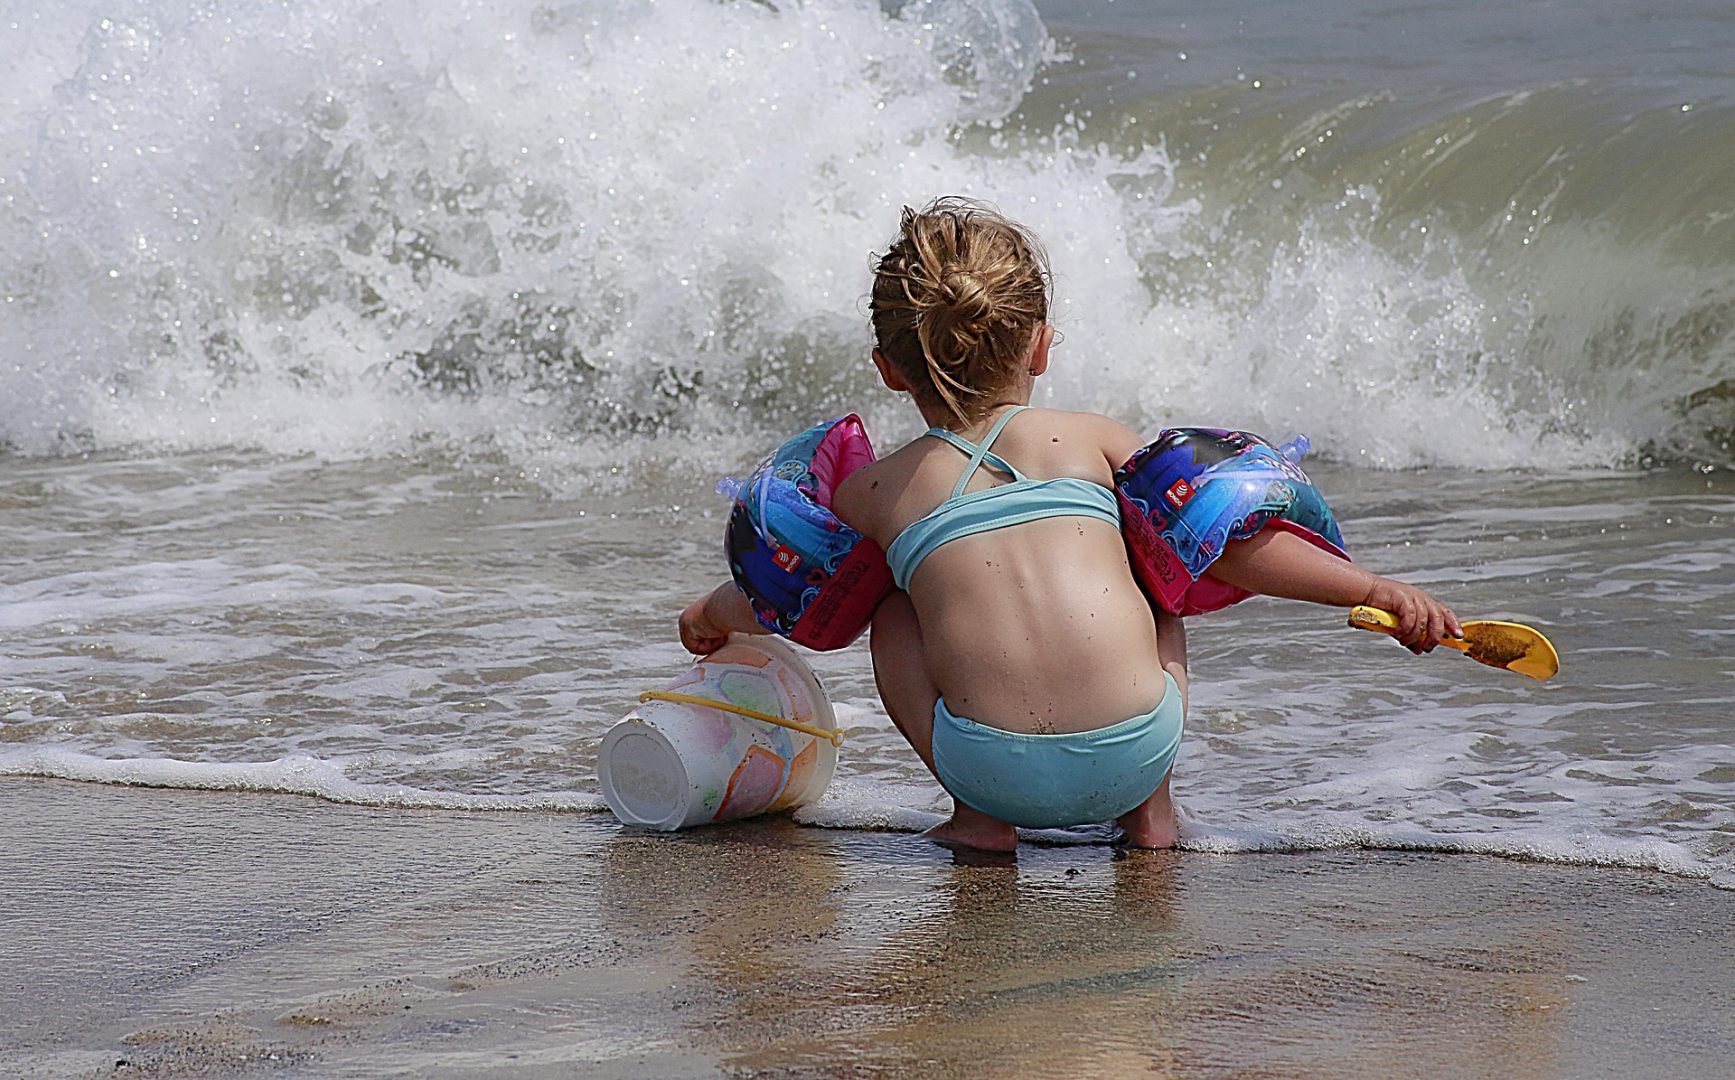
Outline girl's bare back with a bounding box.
[835,406,1165,735]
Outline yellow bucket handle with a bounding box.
[637,690,844,747]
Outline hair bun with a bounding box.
[938,268,993,325]
[869,196,1051,423]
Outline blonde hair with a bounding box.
[870,197,1051,425]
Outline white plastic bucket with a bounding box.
[597,635,838,830]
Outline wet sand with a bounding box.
[4,777,1732,1078]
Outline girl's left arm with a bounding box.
[678,581,769,655]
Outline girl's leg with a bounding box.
[1118,611,1190,849]
[1117,774,1177,849]
[1155,608,1189,712]
[870,592,1019,852]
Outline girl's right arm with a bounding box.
[1205,529,1462,652]
[1081,411,1456,649]
[1092,414,1150,473]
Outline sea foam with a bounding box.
[2,0,1727,472]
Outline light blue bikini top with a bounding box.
[885,405,1121,590]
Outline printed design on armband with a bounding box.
[1114,427,1349,616]
[719,415,894,651]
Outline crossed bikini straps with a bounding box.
[923,403,1035,494]
[884,405,1121,590]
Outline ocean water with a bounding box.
[1,1,1731,885]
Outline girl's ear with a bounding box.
[1028,324,1055,378]
[871,349,910,392]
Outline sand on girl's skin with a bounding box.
[4,777,1732,1079]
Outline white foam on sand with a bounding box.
[794,774,1735,885]
[0,747,606,813]
[1170,809,1728,888]
[8,745,1729,887]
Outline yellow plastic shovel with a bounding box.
[1347,606,1560,681]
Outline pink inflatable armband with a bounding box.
[1116,428,1350,615]
[720,416,894,650]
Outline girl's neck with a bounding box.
[914,384,1034,434]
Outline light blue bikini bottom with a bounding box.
[931,671,1184,829]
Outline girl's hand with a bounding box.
[678,582,770,655]
[678,592,732,655]
[1362,578,1462,653]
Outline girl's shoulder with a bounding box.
[832,434,957,540]
[830,446,908,537]
[1014,407,1146,464]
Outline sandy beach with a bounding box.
[4,1,1733,1076]
[5,776,1731,1078]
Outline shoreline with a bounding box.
[8,758,1725,891]
[6,776,1734,1077]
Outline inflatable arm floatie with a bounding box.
[721,415,894,651]
[1115,428,1349,615]
[721,420,1349,648]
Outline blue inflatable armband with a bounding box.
[1115,428,1349,615]
[722,416,893,650]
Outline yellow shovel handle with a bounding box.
[1346,605,1470,653]
[638,690,844,747]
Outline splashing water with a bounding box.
[0,0,1728,474]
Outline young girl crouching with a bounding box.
[680,197,1458,852]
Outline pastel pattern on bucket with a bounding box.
[717,744,788,820]
[768,740,821,814]
[596,636,839,830]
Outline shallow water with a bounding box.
[3,448,1730,886]
[1,0,1733,888]
[3,0,1731,471]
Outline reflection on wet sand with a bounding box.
[607,830,1595,1079]
[10,782,1731,1078]
[792,849,1190,1078]
[599,817,846,1018]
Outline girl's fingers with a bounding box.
[680,628,726,656]
[1397,597,1420,644]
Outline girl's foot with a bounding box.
[1116,777,1178,849]
[924,805,1019,852]
[1117,813,1178,850]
